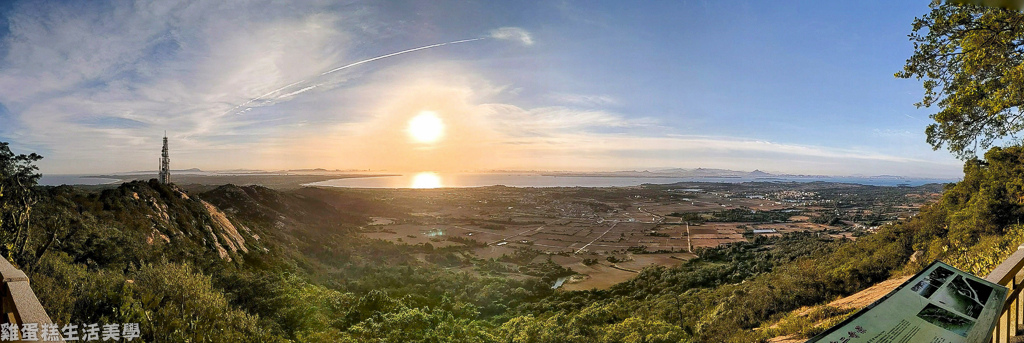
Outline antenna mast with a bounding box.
[159,133,170,184]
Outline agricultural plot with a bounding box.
[345,181,942,289]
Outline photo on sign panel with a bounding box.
[912,266,955,298]
[912,279,941,298]
[916,303,976,337]
[932,275,993,319]
[928,266,955,284]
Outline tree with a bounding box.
[897,2,1024,159]
[0,142,42,260]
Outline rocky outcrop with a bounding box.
[202,200,249,254]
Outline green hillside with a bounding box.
[4,143,1024,342]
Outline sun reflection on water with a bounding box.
[411,172,442,189]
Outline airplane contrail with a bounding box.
[320,37,485,76]
[224,37,486,116]
[223,79,308,115]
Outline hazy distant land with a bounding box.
[56,172,396,190]
[35,167,958,190]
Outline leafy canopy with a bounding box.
[898,2,1024,159]
[0,142,42,258]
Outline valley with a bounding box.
[325,182,944,290]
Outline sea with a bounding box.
[305,173,958,189]
[38,174,121,186]
[35,173,958,188]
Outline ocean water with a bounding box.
[306,173,957,189]
[38,175,121,186]
[33,173,958,188]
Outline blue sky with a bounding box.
[0,0,963,177]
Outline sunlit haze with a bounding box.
[408,111,445,144]
[0,1,964,177]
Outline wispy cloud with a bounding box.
[489,27,534,46]
[0,1,962,178]
[243,62,960,177]
[485,133,960,177]
[481,104,654,137]
[222,37,488,116]
[872,128,917,138]
[0,1,360,171]
[547,93,620,107]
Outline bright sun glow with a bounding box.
[410,172,442,189]
[407,111,445,143]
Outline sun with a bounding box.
[407,111,445,143]
[411,172,442,189]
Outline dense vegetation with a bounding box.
[898,1,1024,159]
[18,180,563,342]
[1,139,1023,342]
[497,146,1024,342]
[667,208,797,223]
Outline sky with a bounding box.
[0,0,966,177]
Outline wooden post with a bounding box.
[1011,288,1019,337]
[1014,284,1020,337]
[0,257,62,342]
[984,245,1024,343]
[1010,278,1017,340]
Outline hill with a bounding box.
[8,147,1024,342]
[21,180,561,342]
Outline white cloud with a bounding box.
[0,1,962,178]
[0,0,364,172]
[247,61,961,177]
[481,104,654,137]
[484,133,962,178]
[547,93,620,107]
[871,128,919,139]
[489,27,534,46]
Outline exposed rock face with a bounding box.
[202,200,249,254]
[96,180,269,262]
[199,184,377,261]
[910,250,924,263]
[146,228,170,245]
[205,225,231,261]
[43,180,368,268]
[84,181,377,264]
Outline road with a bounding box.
[637,206,664,223]
[575,221,618,254]
[488,226,546,245]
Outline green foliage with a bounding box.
[14,140,1024,342]
[768,305,856,339]
[32,254,282,342]
[598,317,687,343]
[498,302,691,343]
[898,2,1024,158]
[904,146,1024,274]
[668,208,795,224]
[348,307,497,343]
[0,169,553,342]
[127,263,282,342]
[0,142,42,260]
[944,224,1024,275]
[811,214,844,226]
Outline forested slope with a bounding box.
[5,146,1024,342]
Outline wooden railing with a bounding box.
[0,257,61,342]
[985,244,1024,343]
